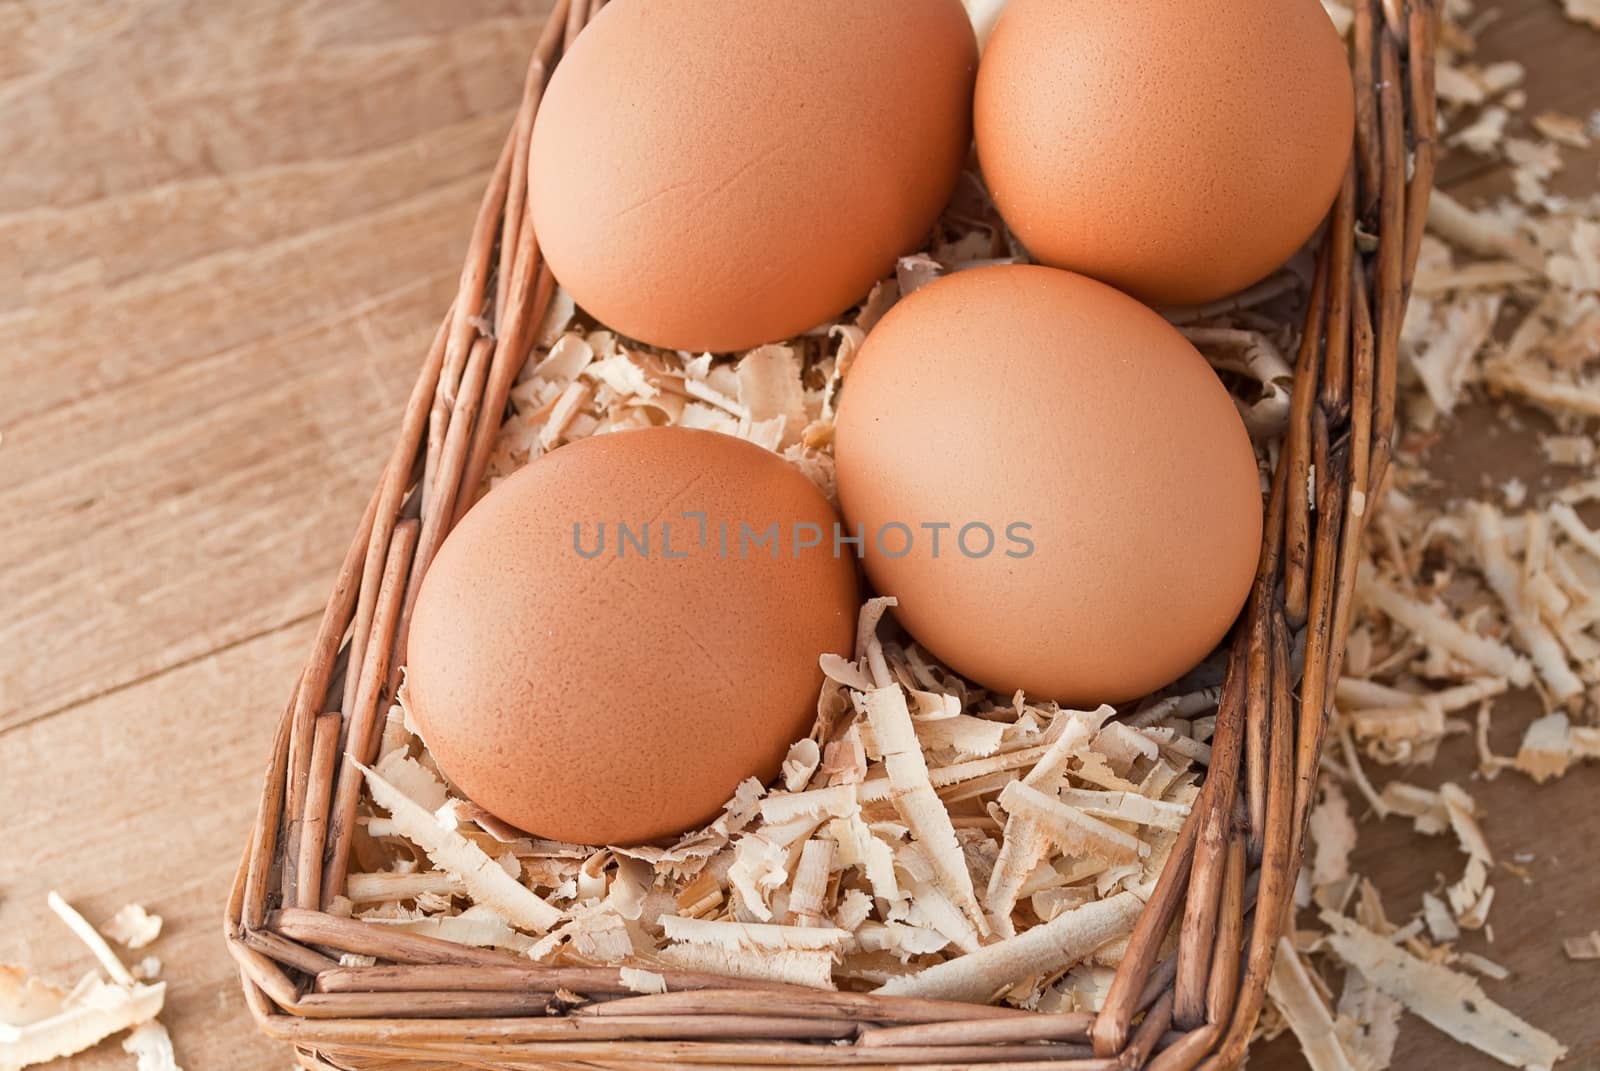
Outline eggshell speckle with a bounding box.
[975,0,1354,307]
[406,428,860,846]
[529,0,977,353]
[833,265,1262,705]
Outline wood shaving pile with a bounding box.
[1268,3,1597,1070]
[360,602,1215,1005]
[1,896,178,1071]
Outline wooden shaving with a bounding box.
[357,761,562,933]
[661,943,837,989]
[1562,932,1600,961]
[0,976,167,1071]
[1335,964,1403,1071]
[618,967,668,994]
[1308,781,1358,908]
[46,894,135,987]
[101,905,162,951]
[997,782,1149,864]
[862,687,988,936]
[1457,952,1512,982]
[876,891,1144,1002]
[1514,713,1578,782]
[1322,913,1568,1070]
[363,906,536,953]
[661,915,851,951]
[122,1020,183,1071]
[0,894,172,1071]
[1269,938,1359,1071]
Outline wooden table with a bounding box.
[1,3,1595,1068]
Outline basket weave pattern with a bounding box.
[226,1,1439,1067]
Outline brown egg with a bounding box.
[529,0,977,353]
[975,0,1354,307]
[833,265,1262,705]
[406,428,860,846]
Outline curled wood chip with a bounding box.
[659,943,835,990]
[46,894,133,987]
[658,916,845,989]
[914,715,1007,758]
[1457,952,1511,982]
[1380,783,1451,836]
[897,870,983,956]
[862,687,987,935]
[1269,937,1359,1071]
[1357,568,1534,686]
[122,1020,184,1071]
[346,870,465,904]
[618,967,668,994]
[660,915,851,951]
[876,890,1144,1002]
[1309,781,1358,903]
[1515,713,1576,782]
[1472,506,1586,701]
[1426,190,1543,269]
[726,834,790,922]
[1422,893,1461,944]
[855,921,949,960]
[998,782,1149,864]
[1533,112,1592,149]
[1053,787,1190,832]
[827,811,899,902]
[357,761,562,933]
[785,838,833,927]
[780,739,821,791]
[0,976,167,1071]
[101,905,162,951]
[736,345,807,450]
[1322,913,1568,1070]
[1562,932,1600,961]
[365,906,536,954]
[1451,108,1510,156]
[1335,964,1403,1071]
[1410,294,1500,415]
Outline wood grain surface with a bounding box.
[0,2,1595,1069]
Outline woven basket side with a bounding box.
[227,1,1439,1068]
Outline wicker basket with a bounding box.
[226,1,1438,1067]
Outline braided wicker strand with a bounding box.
[226,1,1439,1067]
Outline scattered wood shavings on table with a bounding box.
[1322,913,1568,1071]
[1,894,177,1071]
[1276,1,1596,1066]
